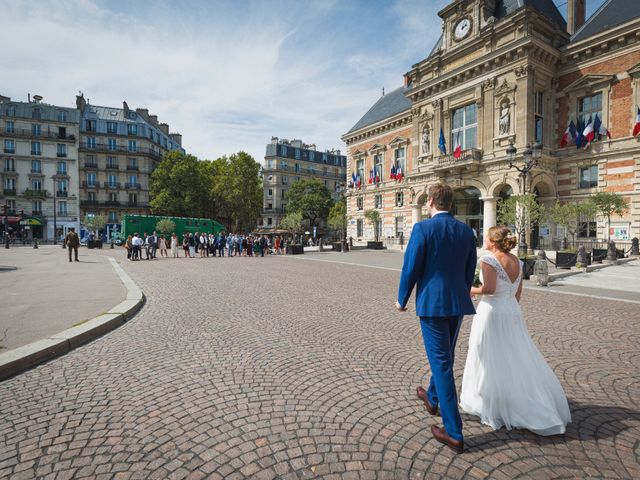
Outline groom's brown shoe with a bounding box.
[431,425,464,454]
[416,386,438,415]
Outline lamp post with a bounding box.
[336,182,348,253]
[506,141,542,255]
[3,204,9,249]
[52,176,58,245]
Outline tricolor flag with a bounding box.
[395,164,403,181]
[575,118,584,149]
[633,105,640,136]
[582,116,595,147]
[356,174,362,189]
[593,114,611,142]
[375,167,380,184]
[351,172,357,186]
[560,120,576,147]
[453,131,462,159]
[438,127,447,155]
[368,168,373,184]
[390,164,397,180]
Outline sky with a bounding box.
[1,0,606,164]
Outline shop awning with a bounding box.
[19,216,43,226]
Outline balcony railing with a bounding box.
[31,150,42,156]
[30,169,43,174]
[104,200,121,206]
[105,163,120,170]
[56,191,68,197]
[55,170,68,176]
[79,143,163,159]
[82,181,98,188]
[32,210,43,216]
[433,148,483,171]
[126,165,139,171]
[4,148,15,154]
[104,182,121,189]
[3,189,17,196]
[0,127,76,142]
[3,166,16,172]
[23,189,47,198]
[80,200,99,207]
[84,162,98,169]
[57,152,67,158]
[125,183,141,190]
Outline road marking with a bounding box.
[291,255,640,304]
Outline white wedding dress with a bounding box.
[460,254,571,435]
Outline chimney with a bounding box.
[170,133,182,146]
[136,108,149,120]
[149,115,158,125]
[159,122,169,135]
[123,101,129,116]
[567,0,586,35]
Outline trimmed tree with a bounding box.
[83,214,107,238]
[590,191,629,240]
[364,209,381,242]
[155,219,176,236]
[497,194,545,255]
[280,211,303,236]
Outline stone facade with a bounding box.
[260,137,346,233]
[76,94,184,239]
[0,94,80,242]
[342,0,640,248]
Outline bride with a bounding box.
[460,226,571,435]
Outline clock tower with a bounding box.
[438,0,497,51]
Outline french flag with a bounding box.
[582,116,594,147]
[633,106,640,136]
[594,114,611,140]
[390,164,396,180]
[356,174,362,189]
[396,165,403,181]
[453,131,462,159]
[375,167,380,184]
[367,169,373,185]
[351,172,357,186]
[560,120,576,147]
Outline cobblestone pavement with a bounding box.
[1,252,639,479]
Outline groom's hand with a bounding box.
[395,301,407,312]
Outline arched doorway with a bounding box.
[453,187,482,242]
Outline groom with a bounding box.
[396,183,477,453]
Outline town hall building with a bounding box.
[342,0,640,249]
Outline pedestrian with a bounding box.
[150,231,158,258]
[218,233,225,257]
[274,236,281,255]
[63,227,80,262]
[183,234,190,257]
[188,233,196,258]
[259,235,267,257]
[132,232,142,260]
[143,232,152,260]
[247,236,253,257]
[158,235,167,257]
[227,234,233,257]
[395,183,477,454]
[170,233,179,258]
[125,234,133,260]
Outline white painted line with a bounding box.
[288,255,402,272]
[524,285,640,305]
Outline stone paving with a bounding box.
[0,251,639,479]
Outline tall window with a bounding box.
[127,157,138,169]
[5,178,16,190]
[88,192,96,202]
[107,156,118,168]
[395,216,404,237]
[85,119,96,131]
[267,188,273,198]
[534,91,544,144]
[31,141,41,155]
[57,110,67,122]
[6,121,14,133]
[578,93,602,125]
[356,196,363,211]
[374,153,383,182]
[128,175,137,187]
[108,174,117,187]
[128,140,137,152]
[86,137,96,149]
[57,161,67,175]
[109,211,118,222]
[32,200,42,214]
[129,193,137,205]
[31,159,41,173]
[375,194,383,209]
[87,172,96,186]
[58,201,68,215]
[107,121,117,133]
[394,147,405,172]
[127,124,138,136]
[4,139,14,153]
[357,219,363,237]
[108,138,117,151]
[395,192,404,207]
[579,165,598,189]
[451,104,477,150]
[57,179,68,195]
[4,158,15,171]
[57,144,67,157]
[32,108,42,119]
[31,124,41,136]
[356,159,364,182]
[31,179,42,191]
[578,212,597,238]
[6,105,16,117]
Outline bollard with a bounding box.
[533,250,549,286]
[33,239,38,249]
[605,240,617,263]
[576,244,587,267]
[632,237,639,256]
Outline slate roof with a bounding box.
[495,0,566,29]
[346,86,411,134]
[572,0,639,42]
[83,105,139,123]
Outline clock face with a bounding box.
[454,18,471,40]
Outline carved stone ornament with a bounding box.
[514,64,534,78]
[495,79,515,96]
[482,77,497,90]
[432,98,443,109]
[409,187,416,202]
[499,102,510,135]
[421,124,431,154]
[411,107,421,118]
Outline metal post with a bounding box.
[3,205,9,249]
[52,179,57,245]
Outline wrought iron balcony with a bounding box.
[125,183,141,190]
[3,189,17,196]
[433,149,483,172]
[57,152,67,158]
[82,181,98,189]
[0,127,76,142]
[56,191,68,197]
[84,162,98,169]
[105,163,120,170]
[126,165,139,171]
[104,182,121,189]
[23,189,48,198]
[80,200,99,206]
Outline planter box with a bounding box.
[286,244,304,255]
[87,240,103,250]
[332,242,346,252]
[367,241,384,250]
[555,251,577,269]
[520,258,537,279]
[592,248,624,262]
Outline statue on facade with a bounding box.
[422,125,430,154]
[499,103,510,135]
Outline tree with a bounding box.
[285,178,333,228]
[150,151,212,218]
[210,152,262,232]
[364,209,381,242]
[279,212,303,235]
[590,191,629,240]
[549,201,582,244]
[83,214,107,238]
[497,194,545,254]
[327,199,347,232]
[155,219,176,236]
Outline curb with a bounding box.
[0,257,144,381]
[546,256,638,282]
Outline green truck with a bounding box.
[120,215,226,240]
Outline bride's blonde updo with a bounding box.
[487,226,518,253]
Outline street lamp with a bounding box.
[506,141,542,254]
[336,182,348,253]
[51,176,58,245]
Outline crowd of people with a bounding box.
[123,231,289,260]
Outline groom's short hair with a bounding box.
[428,184,453,211]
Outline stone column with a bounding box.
[412,204,423,226]
[481,197,498,233]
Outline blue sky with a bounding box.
[1,0,605,163]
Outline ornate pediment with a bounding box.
[495,79,516,96]
[351,149,367,158]
[368,144,386,154]
[389,136,410,147]
[563,74,616,93]
[627,62,640,79]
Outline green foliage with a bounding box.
[83,214,107,234]
[549,200,590,243]
[210,152,262,232]
[364,209,381,241]
[327,199,347,232]
[497,194,545,238]
[150,151,212,218]
[279,211,303,233]
[590,191,629,239]
[155,219,176,236]
[285,178,333,227]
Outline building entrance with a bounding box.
[453,187,482,242]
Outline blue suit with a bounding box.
[398,212,477,441]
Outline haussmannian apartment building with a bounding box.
[76,93,185,239]
[342,0,640,248]
[259,137,347,233]
[0,94,80,242]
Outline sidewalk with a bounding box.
[0,245,127,350]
